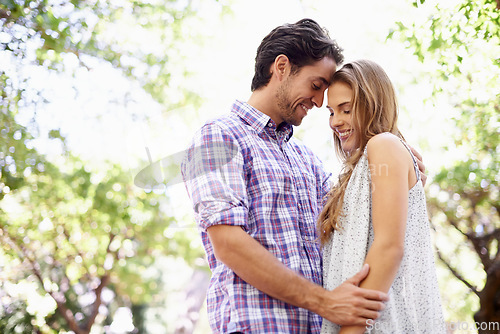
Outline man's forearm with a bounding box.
[207,224,388,326]
[207,224,324,311]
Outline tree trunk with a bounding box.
[474,262,500,334]
[174,269,211,334]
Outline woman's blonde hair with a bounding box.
[318,59,403,245]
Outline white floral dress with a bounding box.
[321,138,446,333]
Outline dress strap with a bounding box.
[398,139,421,181]
[364,134,420,181]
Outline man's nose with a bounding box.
[312,92,324,108]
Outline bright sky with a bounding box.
[22,0,458,179]
[135,0,457,185]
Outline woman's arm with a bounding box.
[339,134,415,334]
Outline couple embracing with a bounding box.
[182,19,446,334]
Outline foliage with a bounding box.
[0,107,205,332]
[0,0,223,332]
[389,0,500,329]
[0,0,207,106]
[0,299,37,334]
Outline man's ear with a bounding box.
[272,54,290,81]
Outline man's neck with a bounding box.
[247,89,282,125]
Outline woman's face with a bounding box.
[327,81,358,153]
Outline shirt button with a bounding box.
[267,123,273,127]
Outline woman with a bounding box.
[319,60,445,333]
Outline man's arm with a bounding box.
[208,224,388,326]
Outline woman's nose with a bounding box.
[329,113,343,129]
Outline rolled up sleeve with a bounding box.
[181,122,248,231]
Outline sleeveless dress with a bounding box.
[320,136,446,333]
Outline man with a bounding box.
[182,19,423,333]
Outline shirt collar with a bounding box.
[231,100,294,141]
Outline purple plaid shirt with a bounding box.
[182,100,331,333]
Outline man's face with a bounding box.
[275,57,337,126]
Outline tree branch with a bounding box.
[486,258,500,276]
[447,215,494,271]
[60,222,92,279]
[84,274,110,332]
[0,229,86,334]
[447,216,469,238]
[476,228,500,245]
[0,9,10,20]
[466,226,500,273]
[80,231,117,331]
[435,247,480,297]
[467,234,492,272]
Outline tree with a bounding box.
[389,0,499,331]
[0,144,177,333]
[0,0,223,332]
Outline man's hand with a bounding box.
[317,264,388,326]
[409,145,427,186]
[208,226,388,327]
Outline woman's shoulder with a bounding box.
[366,132,403,149]
[366,132,410,164]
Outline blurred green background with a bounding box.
[0,0,499,333]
